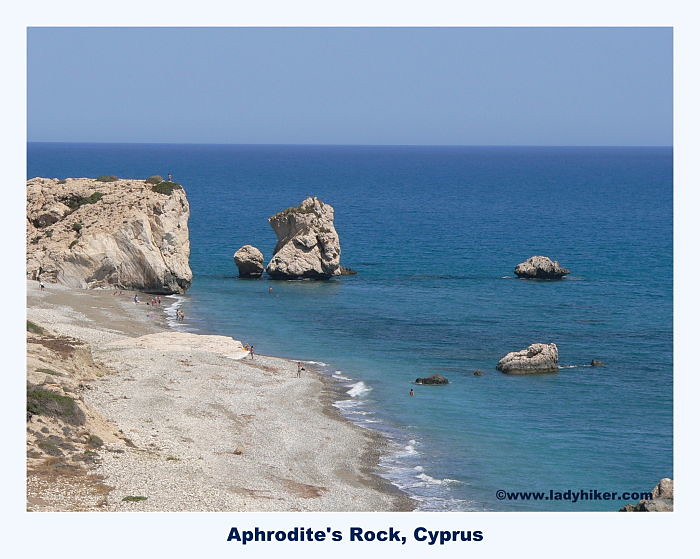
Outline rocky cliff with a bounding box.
[266,197,341,279]
[26,177,192,293]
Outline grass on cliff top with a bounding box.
[94,176,118,182]
[145,175,164,184]
[27,385,85,425]
[27,320,44,334]
[151,181,182,195]
[64,192,103,210]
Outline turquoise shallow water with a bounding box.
[28,143,673,511]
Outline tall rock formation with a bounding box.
[514,256,571,279]
[496,343,559,374]
[266,197,341,279]
[26,177,192,294]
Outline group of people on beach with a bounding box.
[131,294,162,306]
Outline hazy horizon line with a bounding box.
[27,141,673,148]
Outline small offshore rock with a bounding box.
[590,359,605,367]
[339,265,357,275]
[514,256,571,279]
[233,245,264,278]
[496,343,559,374]
[619,478,673,512]
[415,373,449,385]
[473,370,485,376]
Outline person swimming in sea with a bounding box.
[409,388,414,396]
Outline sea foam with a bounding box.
[347,381,372,398]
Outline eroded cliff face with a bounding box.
[27,178,192,293]
[266,197,341,279]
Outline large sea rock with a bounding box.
[26,177,192,293]
[266,197,341,279]
[514,256,570,279]
[233,245,264,278]
[496,343,559,374]
[619,478,673,512]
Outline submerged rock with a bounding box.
[496,343,559,374]
[514,256,570,279]
[26,177,192,293]
[473,370,485,376]
[415,374,449,385]
[590,359,605,367]
[266,197,341,279]
[233,245,264,278]
[619,478,673,512]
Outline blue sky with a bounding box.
[27,27,672,145]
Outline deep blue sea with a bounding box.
[28,143,673,511]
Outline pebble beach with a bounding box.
[26,281,414,512]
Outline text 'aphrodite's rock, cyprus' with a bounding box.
[266,197,341,279]
[26,177,192,293]
[514,255,571,279]
[496,343,559,374]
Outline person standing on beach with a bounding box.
[133,294,139,303]
[297,361,305,377]
[249,345,255,360]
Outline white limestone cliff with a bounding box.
[27,177,192,293]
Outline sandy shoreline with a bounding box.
[26,281,414,512]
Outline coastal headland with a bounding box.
[26,281,413,512]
